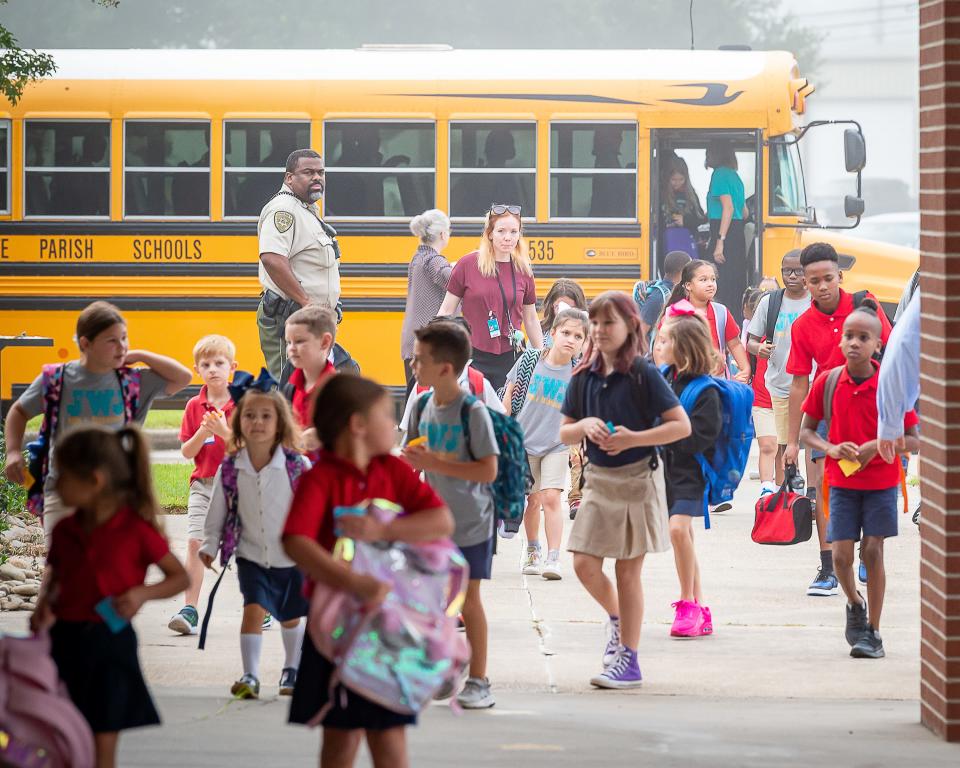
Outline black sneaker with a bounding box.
[851,625,885,659]
[845,594,868,647]
[279,667,297,696]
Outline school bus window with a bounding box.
[223,121,310,218]
[449,122,536,219]
[770,140,807,216]
[550,122,637,219]
[124,121,210,218]
[323,121,435,218]
[24,120,110,218]
[0,121,8,214]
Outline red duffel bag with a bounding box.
[752,465,813,545]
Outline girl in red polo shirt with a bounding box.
[658,260,751,383]
[282,374,453,768]
[30,425,189,768]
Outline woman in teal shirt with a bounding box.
[706,140,749,322]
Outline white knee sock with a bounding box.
[240,633,262,678]
[281,620,305,670]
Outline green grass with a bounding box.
[27,408,185,432]
[152,463,191,513]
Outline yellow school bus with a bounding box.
[0,48,916,404]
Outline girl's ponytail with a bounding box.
[116,426,161,529]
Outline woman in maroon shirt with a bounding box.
[437,205,543,390]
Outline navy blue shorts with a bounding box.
[668,497,704,518]
[459,536,494,581]
[236,558,309,621]
[810,420,829,462]
[827,486,899,542]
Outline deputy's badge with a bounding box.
[274,211,294,233]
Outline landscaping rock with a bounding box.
[8,557,33,570]
[0,563,26,581]
[0,527,28,542]
[1,596,23,610]
[12,583,39,597]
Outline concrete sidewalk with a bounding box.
[2,471,954,765]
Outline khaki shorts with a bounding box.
[528,451,569,493]
[187,477,216,540]
[752,406,777,440]
[771,395,790,445]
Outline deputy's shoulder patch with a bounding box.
[274,210,294,233]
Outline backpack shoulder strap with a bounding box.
[459,394,480,462]
[282,448,306,491]
[711,302,728,350]
[764,289,785,341]
[466,365,485,396]
[409,391,432,439]
[115,367,141,424]
[852,290,869,308]
[822,366,844,427]
[510,347,542,417]
[281,381,295,403]
[654,280,671,302]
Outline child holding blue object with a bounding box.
[199,374,311,700]
[654,301,723,639]
[560,291,691,689]
[31,425,189,768]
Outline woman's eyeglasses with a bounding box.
[489,204,521,216]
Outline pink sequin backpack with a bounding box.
[0,632,95,768]
[307,499,470,721]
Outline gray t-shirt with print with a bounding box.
[405,391,499,548]
[506,356,572,457]
[748,291,812,398]
[17,361,167,485]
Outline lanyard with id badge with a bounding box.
[490,260,525,355]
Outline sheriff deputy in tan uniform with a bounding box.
[257,148,342,381]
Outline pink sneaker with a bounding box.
[670,600,704,638]
[699,605,713,636]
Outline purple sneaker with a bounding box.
[590,647,643,689]
[602,617,621,666]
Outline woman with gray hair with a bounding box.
[400,208,453,387]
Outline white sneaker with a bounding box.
[522,547,542,575]
[541,552,562,580]
[457,677,495,709]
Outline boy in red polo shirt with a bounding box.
[800,302,918,659]
[169,334,237,636]
[783,243,892,597]
[284,305,338,452]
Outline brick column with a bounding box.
[919,0,960,742]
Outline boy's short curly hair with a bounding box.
[414,321,472,373]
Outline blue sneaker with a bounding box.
[806,568,838,596]
[590,647,643,689]
[858,560,868,585]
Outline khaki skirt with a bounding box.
[566,458,669,559]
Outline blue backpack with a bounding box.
[416,393,532,534]
[669,372,754,528]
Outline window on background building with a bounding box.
[550,122,637,219]
[24,121,110,217]
[223,121,310,218]
[323,121,435,218]
[449,122,536,218]
[0,121,8,214]
[124,121,210,218]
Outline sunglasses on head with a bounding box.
[489,204,521,216]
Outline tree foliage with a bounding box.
[0,0,823,75]
[0,1,118,105]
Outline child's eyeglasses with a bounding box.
[489,204,521,216]
[781,267,803,276]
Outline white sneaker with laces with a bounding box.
[522,547,543,576]
[541,551,562,580]
[602,617,621,666]
[457,677,495,709]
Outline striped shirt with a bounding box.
[400,245,453,359]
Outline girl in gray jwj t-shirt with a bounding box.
[503,308,588,579]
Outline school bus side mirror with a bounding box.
[844,129,866,173]
[844,195,865,219]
